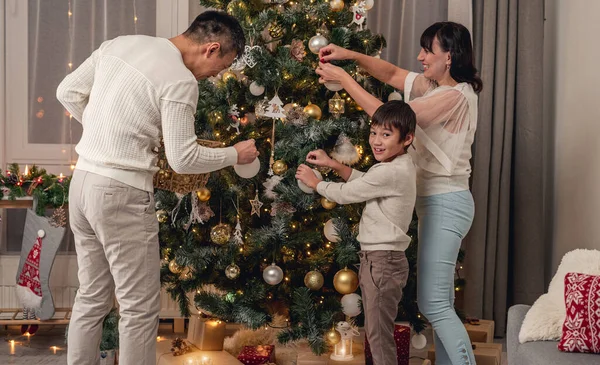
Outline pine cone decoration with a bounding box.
[290,39,306,61]
[170,337,190,356]
[285,106,308,126]
[6,174,19,185]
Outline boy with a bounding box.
[295,100,417,365]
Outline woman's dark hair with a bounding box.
[371,100,416,151]
[420,22,483,93]
[184,11,246,58]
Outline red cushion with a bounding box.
[558,272,600,353]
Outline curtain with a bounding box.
[28,0,155,146]
[366,0,448,73]
[465,0,546,336]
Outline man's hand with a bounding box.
[234,139,259,164]
[306,149,333,168]
[295,164,323,190]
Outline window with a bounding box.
[1,0,192,254]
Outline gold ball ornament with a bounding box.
[304,270,325,291]
[156,209,168,223]
[222,71,237,82]
[272,160,288,175]
[303,102,322,120]
[226,0,247,15]
[330,0,345,12]
[180,266,192,279]
[168,259,182,274]
[269,23,285,38]
[326,328,342,345]
[333,268,359,294]
[321,197,337,210]
[210,223,232,245]
[196,187,211,202]
[208,110,223,124]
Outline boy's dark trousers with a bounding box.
[359,250,409,365]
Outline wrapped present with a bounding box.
[187,316,226,351]
[237,345,275,365]
[365,324,410,365]
[464,319,495,343]
[427,342,502,365]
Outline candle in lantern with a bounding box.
[9,340,15,355]
[51,346,58,354]
[330,321,359,361]
[23,165,29,177]
[58,173,64,183]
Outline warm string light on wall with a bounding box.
[133,0,138,34]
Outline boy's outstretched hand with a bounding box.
[296,164,323,190]
[306,149,333,167]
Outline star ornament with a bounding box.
[250,190,264,217]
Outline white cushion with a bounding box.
[518,249,600,343]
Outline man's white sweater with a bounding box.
[56,35,238,192]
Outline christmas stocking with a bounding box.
[16,232,43,334]
[15,209,65,333]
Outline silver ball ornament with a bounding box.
[263,263,284,285]
[364,0,375,10]
[225,263,241,279]
[308,33,329,55]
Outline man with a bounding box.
[56,11,256,365]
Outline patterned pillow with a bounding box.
[558,272,600,353]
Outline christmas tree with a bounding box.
[155,0,428,354]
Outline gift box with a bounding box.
[237,345,275,365]
[364,324,410,365]
[427,342,502,365]
[464,319,495,343]
[187,316,226,351]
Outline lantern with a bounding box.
[330,321,360,361]
[328,92,345,118]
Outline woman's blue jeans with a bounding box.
[416,190,476,365]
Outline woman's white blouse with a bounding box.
[404,72,478,196]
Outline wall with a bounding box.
[546,0,600,272]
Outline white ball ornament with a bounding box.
[263,263,284,285]
[388,91,403,101]
[234,158,261,179]
[324,81,344,92]
[249,81,265,96]
[308,33,329,55]
[411,333,428,349]
[364,0,375,10]
[37,230,46,238]
[341,293,362,317]
[324,219,340,242]
[297,169,323,193]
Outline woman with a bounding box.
[316,22,482,365]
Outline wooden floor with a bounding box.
[0,324,507,365]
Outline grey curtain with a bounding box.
[464,0,546,336]
[367,0,448,73]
